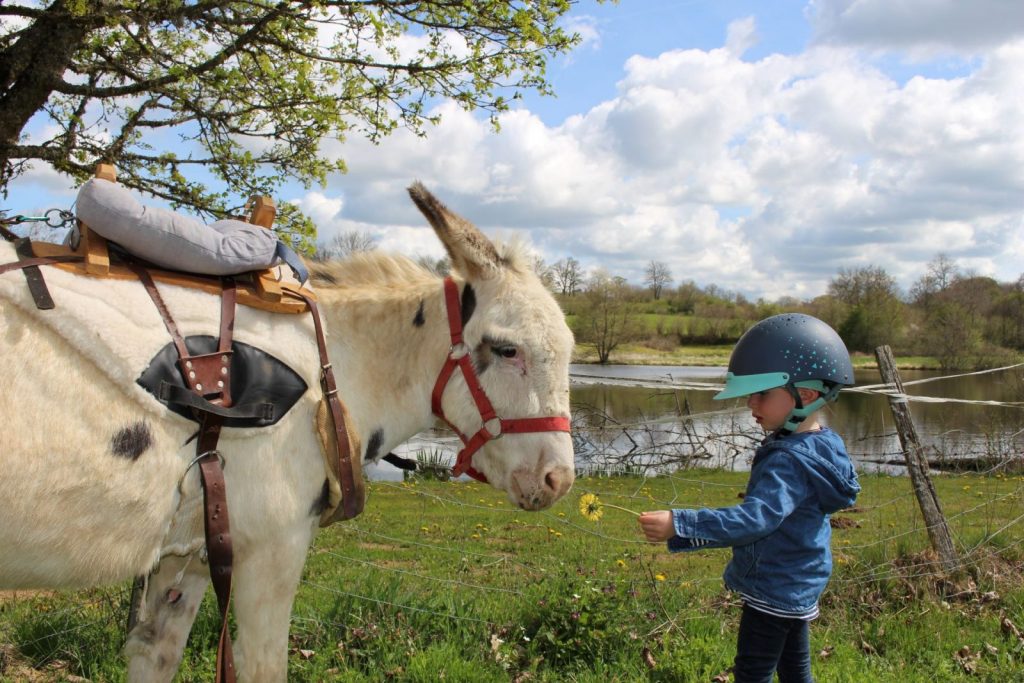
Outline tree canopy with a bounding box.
[1,0,589,249]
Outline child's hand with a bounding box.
[638,511,675,543]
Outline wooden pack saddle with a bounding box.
[29,163,315,314]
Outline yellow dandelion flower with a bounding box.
[655,573,666,582]
[578,493,604,522]
[616,559,627,568]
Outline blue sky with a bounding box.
[7,0,1024,301]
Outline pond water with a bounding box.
[365,363,1024,480]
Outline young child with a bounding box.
[638,313,860,683]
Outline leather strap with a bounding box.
[0,255,84,275]
[157,382,273,421]
[196,413,235,683]
[283,286,363,521]
[13,238,55,309]
[128,263,239,683]
[126,261,189,360]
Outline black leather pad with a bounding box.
[137,335,308,428]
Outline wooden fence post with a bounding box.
[874,344,960,573]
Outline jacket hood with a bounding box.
[762,428,860,513]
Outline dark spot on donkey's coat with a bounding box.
[111,422,153,461]
[364,428,384,462]
[460,284,476,327]
[413,300,426,327]
[310,479,330,517]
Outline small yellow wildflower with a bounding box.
[655,573,666,582]
[578,493,604,522]
[616,559,627,568]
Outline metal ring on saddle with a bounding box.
[178,450,226,493]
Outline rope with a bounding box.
[571,363,1024,410]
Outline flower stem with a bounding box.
[603,503,641,516]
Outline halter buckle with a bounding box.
[484,417,502,439]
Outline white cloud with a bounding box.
[725,16,759,57]
[290,21,1024,300]
[809,0,1024,55]
[562,15,603,53]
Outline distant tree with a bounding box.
[921,275,1004,368]
[415,255,451,277]
[575,268,639,363]
[702,283,734,303]
[669,280,701,314]
[992,274,1024,350]
[911,253,961,312]
[551,257,583,296]
[644,260,674,300]
[0,0,591,251]
[828,266,903,352]
[532,255,555,290]
[925,300,982,369]
[314,229,377,260]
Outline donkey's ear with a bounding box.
[408,182,501,281]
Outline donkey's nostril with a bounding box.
[543,465,574,497]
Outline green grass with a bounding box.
[3,472,1023,681]
[573,342,735,366]
[572,344,944,370]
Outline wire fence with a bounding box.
[2,364,1022,679]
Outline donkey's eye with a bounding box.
[492,344,518,359]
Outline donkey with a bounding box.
[0,184,575,681]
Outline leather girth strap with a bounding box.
[284,286,364,522]
[130,262,238,683]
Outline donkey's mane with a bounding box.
[309,251,436,291]
[308,239,532,291]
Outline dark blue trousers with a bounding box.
[733,603,814,683]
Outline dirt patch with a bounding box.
[354,542,402,552]
[0,590,57,604]
[830,515,860,529]
[0,644,88,683]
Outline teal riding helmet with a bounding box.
[715,313,854,434]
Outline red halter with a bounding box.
[431,277,571,483]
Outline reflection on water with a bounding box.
[368,364,1023,480]
[570,364,1024,474]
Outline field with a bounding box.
[569,342,943,370]
[2,471,1023,682]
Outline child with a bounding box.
[638,313,860,683]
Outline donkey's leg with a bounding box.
[124,552,210,682]
[232,525,317,682]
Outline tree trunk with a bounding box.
[874,344,960,573]
[0,1,95,174]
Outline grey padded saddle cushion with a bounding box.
[76,178,280,275]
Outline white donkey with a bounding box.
[0,184,575,681]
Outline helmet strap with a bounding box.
[775,382,841,437]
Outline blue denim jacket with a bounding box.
[668,428,860,615]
